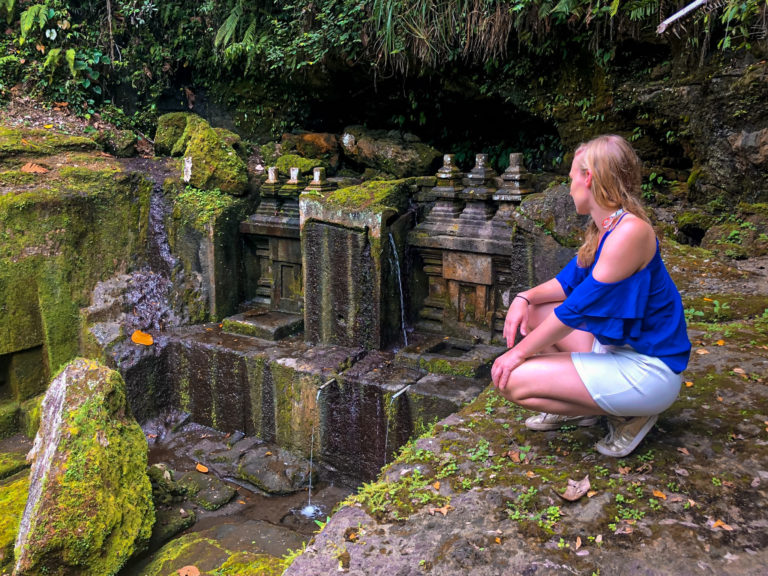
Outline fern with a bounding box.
[19,4,48,43]
[1,0,16,24]
[42,46,60,80]
[215,0,244,49]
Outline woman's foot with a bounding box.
[525,412,599,431]
[596,415,658,457]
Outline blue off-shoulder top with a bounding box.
[554,228,691,373]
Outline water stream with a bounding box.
[388,233,408,348]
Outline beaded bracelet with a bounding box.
[514,294,530,305]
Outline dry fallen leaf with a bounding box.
[687,498,697,507]
[432,481,440,491]
[732,367,746,374]
[495,537,501,544]
[703,297,713,302]
[131,330,154,346]
[507,450,521,463]
[677,447,690,455]
[695,348,709,355]
[177,567,200,576]
[195,463,208,474]
[587,490,598,498]
[559,475,591,502]
[595,535,602,544]
[685,381,694,387]
[716,339,725,346]
[712,519,734,531]
[575,536,582,550]
[265,451,273,456]
[618,466,631,475]
[652,489,667,500]
[428,505,453,516]
[614,524,634,535]
[20,162,49,173]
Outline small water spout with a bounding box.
[388,233,408,347]
[383,384,411,467]
[303,378,335,519]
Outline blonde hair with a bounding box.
[574,134,651,267]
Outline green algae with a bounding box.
[213,551,285,576]
[0,402,19,439]
[0,470,29,574]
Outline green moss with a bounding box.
[275,154,326,177]
[0,401,19,439]
[154,112,193,157]
[0,170,36,187]
[138,533,231,576]
[20,394,43,438]
[0,127,98,162]
[0,452,28,480]
[0,470,30,573]
[174,186,240,231]
[212,551,286,576]
[418,357,477,378]
[316,179,411,213]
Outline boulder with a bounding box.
[518,184,589,247]
[340,125,441,178]
[281,132,340,169]
[14,359,154,576]
[154,113,248,195]
[236,444,315,495]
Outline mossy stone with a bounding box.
[0,401,19,439]
[318,178,411,213]
[0,470,29,574]
[154,112,192,156]
[185,125,248,195]
[0,452,28,480]
[15,359,155,576]
[0,127,98,162]
[276,153,326,177]
[19,394,43,439]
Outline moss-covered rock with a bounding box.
[275,153,327,177]
[340,125,441,178]
[0,127,98,163]
[94,128,138,157]
[0,401,19,439]
[0,470,29,574]
[154,113,248,195]
[315,178,411,214]
[0,452,28,480]
[0,138,151,393]
[14,359,154,576]
[137,532,286,576]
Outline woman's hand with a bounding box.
[491,348,526,392]
[503,296,530,347]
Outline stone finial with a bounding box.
[437,154,462,179]
[495,152,533,202]
[431,153,464,197]
[288,167,301,185]
[464,153,497,193]
[303,166,337,194]
[266,166,280,184]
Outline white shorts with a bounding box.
[572,340,682,417]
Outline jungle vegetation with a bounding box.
[0,0,766,137]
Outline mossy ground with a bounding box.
[0,469,29,574]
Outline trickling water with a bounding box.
[383,384,411,467]
[14,363,71,572]
[388,233,408,348]
[300,380,334,519]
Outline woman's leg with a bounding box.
[525,302,594,354]
[496,352,607,416]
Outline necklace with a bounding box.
[601,208,625,230]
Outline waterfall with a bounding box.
[388,233,408,347]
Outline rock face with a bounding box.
[14,359,154,576]
[154,112,248,195]
[340,125,442,178]
[236,444,315,495]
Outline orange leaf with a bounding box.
[265,451,273,456]
[507,450,521,463]
[618,466,631,475]
[238,500,246,505]
[195,463,208,474]
[716,339,725,346]
[432,481,440,491]
[587,490,598,498]
[428,505,453,516]
[177,567,200,576]
[131,330,154,346]
[677,447,690,455]
[717,396,724,402]
[558,475,591,502]
[20,162,48,173]
[703,297,713,302]
[575,536,582,550]
[685,381,694,387]
[36,44,45,53]
[652,490,667,500]
[712,519,733,531]
[495,537,501,544]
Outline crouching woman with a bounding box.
[491,134,691,457]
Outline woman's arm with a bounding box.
[503,278,567,347]
[592,217,656,283]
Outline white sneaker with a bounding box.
[524,412,599,431]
